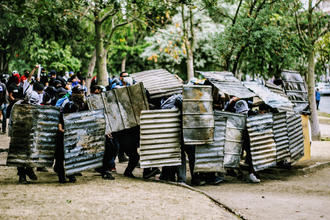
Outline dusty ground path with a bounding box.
[0,134,237,220]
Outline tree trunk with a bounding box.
[182,4,194,81]
[186,48,194,80]
[86,50,96,96]
[121,57,126,72]
[0,51,9,74]
[307,50,321,140]
[95,20,108,86]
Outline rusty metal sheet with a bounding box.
[87,82,149,132]
[282,70,310,114]
[273,112,291,163]
[182,85,214,145]
[286,113,304,163]
[247,113,277,171]
[131,69,183,99]
[243,81,294,112]
[7,104,60,167]
[63,110,106,175]
[197,71,256,99]
[139,109,181,168]
[194,117,226,172]
[214,111,246,168]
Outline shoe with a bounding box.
[124,171,135,178]
[143,168,160,179]
[102,171,115,180]
[111,167,117,173]
[118,154,129,163]
[191,178,206,186]
[19,175,28,184]
[37,167,48,172]
[25,167,38,181]
[248,173,260,183]
[68,175,76,183]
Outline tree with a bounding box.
[292,0,330,140]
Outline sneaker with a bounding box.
[248,173,260,183]
[25,167,37,181]
[18,175,28,184]
[143,168,160,179]
[124,171,135,178]
[111,167,117,173]
[102,171,115,180]
[118,154,129,163]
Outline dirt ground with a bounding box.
[0,134,236,220]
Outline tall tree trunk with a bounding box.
[307,50,321,140]
[0,51,9,74]
[86,50,96,96]
[121,57,126,72]
[182,4,194,81]
[95,19,108,86]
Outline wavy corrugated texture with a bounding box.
[63,110,106,175]
[182,85,214,145]
[286,113,304,163]
[214,111,246,168]
[247,113,277,171]
[7,104,60,167]
[197,71,255,99]
[131,69,183,99]
[194,117,226,172]
[273,112,291,162]
[87,82,149,132]
[139,109,181,168]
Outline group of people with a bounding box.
[4,66,275,186]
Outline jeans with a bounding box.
[0,103,7,132]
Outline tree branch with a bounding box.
[100,9,118,23]
[233,0,243,25]
[312,0,324,12]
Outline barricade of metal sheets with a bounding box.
[265,82,287,98]
[282,70,309,114]
[273,112,291,163]
[197,71,255,99]
[7,104,60,167]
[243,81,294,112]
[63,110,106,175]
[194,117,227,172]
[182,85,214,145]
[214,111,245,168]
[139,109,181,168]
[87,82,149,132]
[247,113,277,171]
[131,69,183,99]
[286,113,304,163]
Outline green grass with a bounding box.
[318,112,330,118]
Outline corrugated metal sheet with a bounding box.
[182,85,214,145]
[282,70,310,114]
[139,109,181,168]
[63,110,106,175]
[214,111,245,168]
[247,113,277,171]
[194,117,227,172]
[243,81,294,112]
[273,112,291,163]
[87,82,149,132]
[197,71,256,99]
[265,82,287,97]
[7,104,60,167]
[131,69,183,99]
[286,113,304,163]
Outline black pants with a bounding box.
[115,126,140,174]
[316,100,320,110]
[243,129,254,173]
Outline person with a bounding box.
[0,81,7,134]
[54,85,88,183]
[7,73,23,119]
[315,88,321,110]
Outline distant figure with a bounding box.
[315,88,321,110]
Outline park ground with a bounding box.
[0,109,330,219]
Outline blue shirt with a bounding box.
[315,91,321,101]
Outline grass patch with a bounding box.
[318,112,330,118]
[321,137,330,141]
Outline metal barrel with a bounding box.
[182,85,214,145]
[7,104,60,167]
[214,111,246,168]
[139,109,182,168]
[63,110,106,175]
[247,113,277,171]
[273,112,291,163]
[194,116,226,172]
[286,113,304,163]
